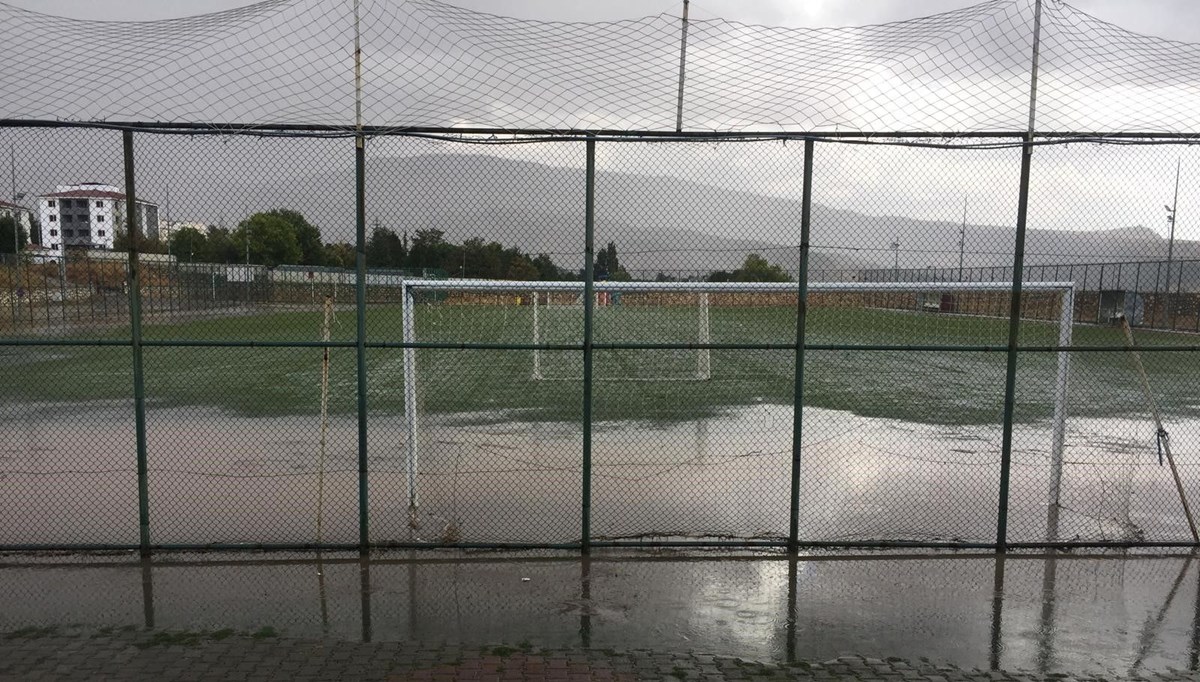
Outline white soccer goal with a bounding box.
[397,278,1076,539]
[532,289,712,381]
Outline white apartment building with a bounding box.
[37,183,159,252]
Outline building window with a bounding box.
[49,229,58,237]
[63,214,72,223]
[96,215,105,222]
[98,230,106,237]
[49,215,56,222]
[95,201,103,208]
[47,200,56,208]
[64,229,74,237]
[52,244,59,250]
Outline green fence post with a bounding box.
[998,0,1043,552]
[355,133,369,553]
[788,139,813,552]
[998,156,1035,550]
[123,129,151,555]
[581,136,596,554]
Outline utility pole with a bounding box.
[245,221,251,306]
[959,196,968,282]
[165,183,171,258]
[9,143,17,258]
[891,237,900,280]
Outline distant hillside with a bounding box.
[166,152,1193,277]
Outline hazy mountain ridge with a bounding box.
[190,153,1194,276]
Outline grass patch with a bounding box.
[3,303,1198,426]
[489,645,519,658]
[250,626,278,639]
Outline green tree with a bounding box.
[168,227,209,263]
[204,227,239,263]
[532,253,566,281]
[112,226,129,252]
[265,209,325,265]
[324,241,355,269]
[729,253,790,282]
[409,228,452,271]
[593,241,630,281]
[0,215,29,254]
[366,226,406,268]
[506,254,539,280]
[233,213,302,266]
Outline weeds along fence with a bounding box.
[7,0,1200,552]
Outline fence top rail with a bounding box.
[403,279,1076,294]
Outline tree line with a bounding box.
[102,208,791,283]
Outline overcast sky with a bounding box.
[6,0,1200,43]
[6,0,1200,248]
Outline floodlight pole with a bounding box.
[1166,159,1180,328]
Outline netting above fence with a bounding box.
[4,0,1200,134]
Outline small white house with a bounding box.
[157,219,211,244]
[0,199,34,235]
[37,183,159,253]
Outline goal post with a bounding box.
[397,278,1075,536]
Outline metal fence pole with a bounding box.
[997,139,1034,552]
[581,136,596,554]
[788,139,813,552]
[123,129,151,555]
[355,134,369,552]
[998,0,1043,552]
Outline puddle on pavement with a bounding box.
[1,402,1196,545]
[4,401,1200,674]
[1,551,1200,676]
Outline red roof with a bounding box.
[41,189,126,200]
[0,199,31,211]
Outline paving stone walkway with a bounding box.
[2,628,1199,681]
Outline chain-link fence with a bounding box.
[4,0,1200,551]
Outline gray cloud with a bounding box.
[7,0,1200,43]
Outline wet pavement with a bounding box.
[4,549,1200,679]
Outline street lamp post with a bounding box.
[891,238,900,281]
[1165,158,1181,328]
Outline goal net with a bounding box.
[532,289,711,381]
[397,278,1083,542]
